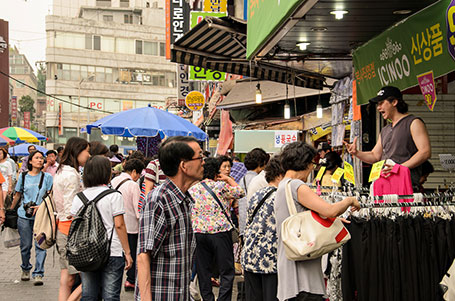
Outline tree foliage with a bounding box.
[37,64,46,97]
[19,95,36,121]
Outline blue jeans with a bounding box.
[81,256,125,301]
[17,217,47,277]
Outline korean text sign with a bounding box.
[274,130,298,148]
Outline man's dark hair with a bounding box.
[109,144,119,153]
[56,146,64,153]
[27,150,45,171]
[265,156,285,183]
[421,160,434,175]
[203,157,220,180]
[89,141,109,157]
[58,137,89,172]
[46,150,57,157]
[158,136,199,177]
[129,150,145,164]
[217,155,232,167]
[233,156,241,162]
[280,142,317,172]
[28,145,36,152]
[83,155,111,187]
[244,148,269,171]
[124,158,145,174]
[385,96,408,114]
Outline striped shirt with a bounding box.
[135,178,196,301]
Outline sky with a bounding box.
[0,0,53,72]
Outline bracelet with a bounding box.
[0,207,5,210]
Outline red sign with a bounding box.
[58,103,62,135]
[23,111,30,129]
[11,96,17,121]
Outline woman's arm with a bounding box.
[9,192,21,209]
[297,184,359,218]
[113,214,133,270]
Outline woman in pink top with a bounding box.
[53,137,90,301]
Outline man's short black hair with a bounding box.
[56,146,64,153]
[421,160,434,175]
[83,155,112,188]
[124,158,145,174]
[158,136,199,177]
[46,150,57,157]
[203,157,220,180]
[244,148,269,171]
[109,144,119,153]
[265,156,285,183]
[280,142,316,172]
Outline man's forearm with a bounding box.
[137,252,152,300]
[401,150,431,170]
[354,151,381,164]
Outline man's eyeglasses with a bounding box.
[186,155,205,163]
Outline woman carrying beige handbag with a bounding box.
[274,142,360,301]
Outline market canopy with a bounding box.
[171,16,324,90]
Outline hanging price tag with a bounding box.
[343,161,355,185]
[369,160,385,182]
[315,166,326,181]
[331,168,345,183]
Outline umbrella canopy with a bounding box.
[9,143,49,156]
[0,127,47,143]
[86,105,207,141]
[0,134,15,146]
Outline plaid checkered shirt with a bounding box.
[135,178,196,300]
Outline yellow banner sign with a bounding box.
[343,161,355,185]
[315,166,326,182]
[203,0,227,12]
[369,160,385,182]
[331,168,345,184]
[185,91,205,111]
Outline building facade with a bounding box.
[45,0,176,146]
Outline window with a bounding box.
[85,34,92,50]
[159,42,165,56]
[144,41,157,55]
[124,14,133,24]
[80,65,88,79]
[120,0,129,7]
[105,67,113,83]
[16,81,25,88]
[96,0,111,7]
[55,32,85,49]
[116,38,135,54]
[95,66,105,82]
[93,36,101,50]
[135,40,143,54]
[62,64,71,80]
[103,15,113,22]
[70,64,80,81]
[101,36,115,52]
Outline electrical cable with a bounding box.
[0,70,113,114]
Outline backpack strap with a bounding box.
[114,178,131,191]
[76,189,119,206]
[19,171,28,193]
[248,187,277,225]
[242,176,248,194]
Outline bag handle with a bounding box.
[285,179,298,216]
[114,178,131,191]
[200,182,236,229]
[248,187,277,224]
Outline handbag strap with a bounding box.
[114,178,131,191]
[285,179,298,216]
[201,181,236,228]
[248,187,277,224]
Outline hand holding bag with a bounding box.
[281,180,351,261]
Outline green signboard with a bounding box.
[189,11,226,81]
[246,0,301,59]
[353,0,455,105]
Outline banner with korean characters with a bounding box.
[165,0,190,59]
[274,130,298,148]
[177,64,190,106]
[189,11,226,81]
[203,0,227,12]
[353,0,455,108]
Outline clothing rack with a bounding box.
[360,201,455,208]
[308,184,370,192]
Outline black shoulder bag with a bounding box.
[247,187,277,225]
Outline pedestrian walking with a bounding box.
[71,155,133,300]
[9,150,53,286]
[53,137,90,301]
[42,150,59,177]
[0,148,13,204]
[136,136,204,300]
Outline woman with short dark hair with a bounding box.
[275,142,360,301]
[71,155,132,300]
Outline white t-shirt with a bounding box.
[71,186,125,257]
[0,160,12,191]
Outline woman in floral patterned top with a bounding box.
[189,157,244,301]
[241,156,285,301]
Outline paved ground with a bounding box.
[0,230,243,300]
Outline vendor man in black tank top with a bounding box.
[344,86,431,189]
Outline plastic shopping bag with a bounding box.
[3,227,20,248]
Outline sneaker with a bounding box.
[33,275,44,286]
[124,280,135,292]
[21,270,30,281]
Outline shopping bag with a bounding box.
[3,227,20,248]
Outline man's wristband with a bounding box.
[0,207,5,211]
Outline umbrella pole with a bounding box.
[146,137,149,157]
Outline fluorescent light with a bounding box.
[330,10,348,20]
[255,83,262,104]
[284,102,291,119]
[316,104,323,118]
[297,42,311,51]
[393,9,412,15]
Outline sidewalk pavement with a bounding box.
[0,230,135,301]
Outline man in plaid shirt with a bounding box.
[136,136,205,300]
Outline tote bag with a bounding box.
[281,180,350,261]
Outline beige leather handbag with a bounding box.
[281,180,351,261]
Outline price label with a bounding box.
[331,168,345,183]
[315,166,326,181]
[369,160,385,182]
[343,161,355,185]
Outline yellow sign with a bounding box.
[209,139,218,148]
[185,91,205,111]
[343,161,355,185]
[369,160,385,182]
[331,168,345,183]
[315,166,326,182]
[203,0,227,12]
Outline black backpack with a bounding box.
[66,189,119,272]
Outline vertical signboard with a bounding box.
[11,96,17,124]
[165,0,190,59]
[177,64,190,106]
[58,103,63,135]
[0,19,9,128]
[23,112,30,129]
